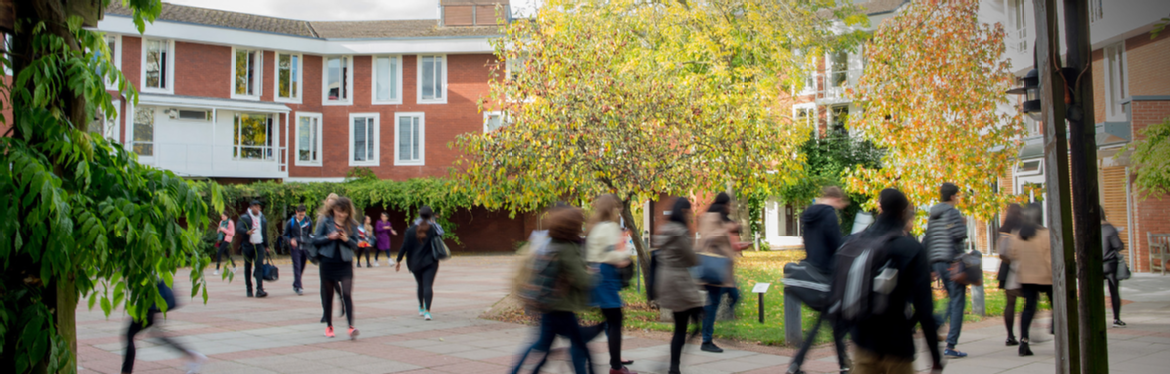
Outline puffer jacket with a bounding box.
[924,203,967,264]
[1102,223,1123,263]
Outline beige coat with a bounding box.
[696,212,737,287]
[653,222,705,312]
[1006,228,1053,286]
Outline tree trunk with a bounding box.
[619,199,652,292]
[54,277,78,374]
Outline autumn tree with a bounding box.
[847,0,1026,221]
[453,0,864,272]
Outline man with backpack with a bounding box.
[837,189,943,374]
[787,186,851,374]
[285,205,312,296]
[924,182,969,358]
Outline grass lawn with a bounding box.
[497,250,1051,347]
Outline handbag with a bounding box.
[262,253,280,281]
[1117,260,1132,281]
[690,252,731,285]
[432,235,451,261]
[949,250,983,286]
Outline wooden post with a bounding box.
[784,292,802,346]
[1032,0,1080,373]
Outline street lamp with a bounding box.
[1007,68,1042,121]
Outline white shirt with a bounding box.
[249,213,263,244]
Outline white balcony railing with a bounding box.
[138,142,288,178]
[797,69,863,102]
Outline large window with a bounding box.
[88,100,121,142]
[395,113,425,165]
[372,55,402,104]
[232,47,262,99]
[484,111,506,132]
[829,105,849,136]
[296,112,322,166]
[234,113,274,160]
[142,39,173,93]
[323,56,353,105]
[418,55,446,103]
[793,105,815,130]
[276,52,301,102]
[350,113,380,166]
[132,106,154,156]
[829,51,848,88]
[102,34,122,89]
[1009,0,1028,52]
[1104,43,1128,121]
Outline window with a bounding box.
[1104,43,1128,121]
[1016,160,1043,176]
[506,52,528,81]
[829,105,849,136]
[418,55,447,103]
[232,47,262,99]
[234,113,274,160]
[1009,0,1028,52]
[296,112,322,166]
[101,34,121,89]
[372,55,402,104]
[276,52,301,102]
[350,113,380,166]
[323,56,353,105]
[829,51,848,88]
[88,100,121,141]
[132,106,154,156]
[793,105,815,130]
[1090,0,1104,22]
[395,113,425,165]
[175,109,209,121]
[484,111,507,132]
[141,39,173,93]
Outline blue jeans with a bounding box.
[702,285,740,343]
[510,311,594,374]
[933,262,966,349]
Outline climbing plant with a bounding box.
[1130,117,1170,199]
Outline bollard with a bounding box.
[758,293,765,323]
[784,292,802,346]
[972,283,985,316]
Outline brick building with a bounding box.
[83,1,533,252]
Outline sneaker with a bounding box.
[419,307,426,316]
[295,288,303,296]
[1113,320,1127,327]
[700,342,723,353]
[349,326,360,340]
[185,351,206,374]
[374,262,381,267]
[212,270,219,276]
[943,348,968,358]
[255,290,268,298]
[1006,337,1019,346]
[325,326,335,338]
[424,312,433,321]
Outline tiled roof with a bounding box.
[105,2,503,39]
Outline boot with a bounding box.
[1019,339,1033,356]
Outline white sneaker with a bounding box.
[186,351,207,374]
[212,270,219,276]
[374,262,380,267]
[419,307,425,316]
[424,312,432,321]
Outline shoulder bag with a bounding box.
[432,235,451,261]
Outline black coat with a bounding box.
[312,216,358,262]
[800,204,842,272]
[236,212,268,252]
[397,225,439,272]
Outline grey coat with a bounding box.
[653,222,705,312]
[924,203,967,264]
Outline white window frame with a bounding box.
[233,113,276,161]
[417,54,448,104]
[394,112,426,166]
[799,56,817,96]
[89,100,122,142]
[371,55,404,105]
[103,34,122,90]
[322,55,354,106]
[484,111,506,133]
[295,112,322,167]
[130,105,155,158]
[349,113,380,167]
[140,38,175,94]
[1103,42,1129,122]
[793,103,816,130]
[274,51,303,104]
[230,47,263,100]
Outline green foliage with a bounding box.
[1131,117,1170,199]
[1151,15,1170,40]
[1,1,220,372]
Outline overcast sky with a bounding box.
[165,0,539,21]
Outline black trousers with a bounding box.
[243,245,265,292]
[320,272,354,327]
[1020,284,1054,340]
[1104,260,1123,320]
[121,311,191,373]
[413,264,438,310]
[1004,288,1022,339]
[790,312,849,372]
[215,241,236,269]
[670,307,703,374]
[581,308,625,370]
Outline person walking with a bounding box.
[581,194,637,374]
[285,205,312,296]
[213,213,236,275]
[1004,203,1053,356]
[848,189,943,374]
[924,182,969,358]
[374,212,397,266]
[996,204,1024,346]
[121,280,207,374]
[356,215,374,268]
[312,196,361,340]
[1102,210,1127,327]
[236,200,269,298]
[788,186,850,374]
[696,192,742,353]
[654,197,706,374]
[397,206,442,320]
[315,193,347,322]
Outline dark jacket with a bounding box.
[397,225,439,272]
[311,216,358,262]
[1102,223,1123,263]
[546,239,592,312]
[800,204,842,272]
[236,211,269,252]
[924,202,967,264]
[285,216,313,248]
[851,235,942,366]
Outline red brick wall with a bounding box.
[1129,99,1170,272]
[174,41,232,98]
[1092,31,1170,124]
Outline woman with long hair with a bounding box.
[696,192,740,353]
[654,197,706,374]
[214,213,236,275]
[316,193,345,322]
[582,194,636,373]
[374,212,397,266]
[355,215,374,268]
[1102,209,1127,327]
[312,196,361,339]
[997,204,1024,346]
[1005,203,1053,356]
[397,206,442,320]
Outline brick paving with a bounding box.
[76,256,1170,373]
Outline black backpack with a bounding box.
[782,261,832,312]
[829,233,900,324]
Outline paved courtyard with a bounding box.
[75,255,1170,373]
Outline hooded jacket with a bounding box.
[924,202,967,264]
[800,204,842,272]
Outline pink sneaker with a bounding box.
[324,326,335,338]
[348,326,360,340]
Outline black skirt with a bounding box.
[319,259,353,281]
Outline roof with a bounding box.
[860,0,908,15]
[106,2,503,39]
